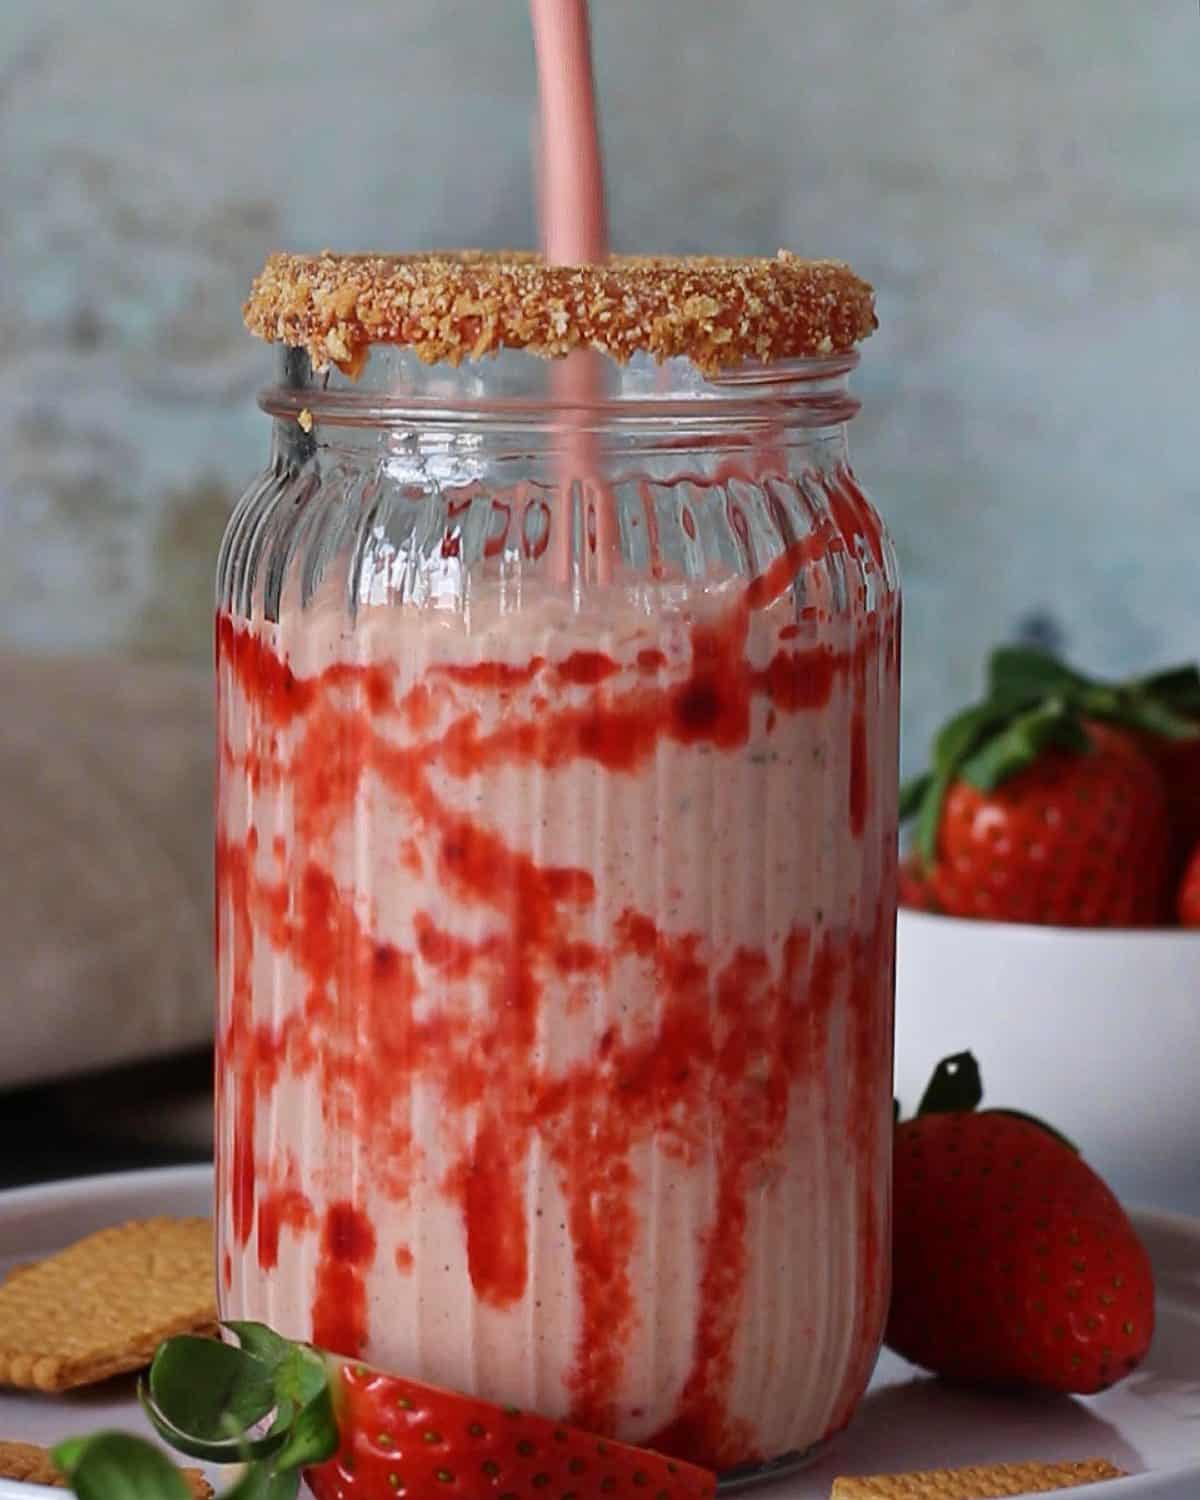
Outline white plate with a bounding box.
[895,909,1200,1215]
[0,1167,1198,1499]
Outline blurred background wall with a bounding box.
[3,0,1197,760]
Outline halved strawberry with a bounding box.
[129,1323,716,1500]
[310,1361,714,1500]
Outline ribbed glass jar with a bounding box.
[214,344,900,1475]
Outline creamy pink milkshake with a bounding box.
[221,248,895,1474]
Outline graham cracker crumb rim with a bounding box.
[244,249,877,377]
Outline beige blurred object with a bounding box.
[0,651,213,1089]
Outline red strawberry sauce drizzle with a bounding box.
[215,467,896,1469]
[312,1203,378,1358]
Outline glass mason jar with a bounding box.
[216,257,900,1476]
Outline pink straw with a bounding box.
[530,0,607,265]
[529,0,612,583]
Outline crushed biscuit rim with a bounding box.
[244,250,877,379]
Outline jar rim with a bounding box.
[258,347,862,433]
[244,250,876,379]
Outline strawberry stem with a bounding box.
[916,1051,983,1115]
[910,1053,1079,1152]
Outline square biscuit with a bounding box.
[0,1217,216,1391]
[0,1440,212,1497]
[831,1458,1126,1498]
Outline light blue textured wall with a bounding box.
[3,0,1197,768]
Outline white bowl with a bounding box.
[894,909,1200,1212]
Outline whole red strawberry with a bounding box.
[991,646,1200,890]
[929,720,1169,926]
[898,854,940,913]
[1144,732,1200,879]
[900,645,1189,926]
[887,1053,1155,1394]
[1178,842,1200,927]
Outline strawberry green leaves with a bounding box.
[141,1336,279,1458]
[268,1360,338,1474]
[141,1324,336,1470]
[986,645,1100,710]
[54,1323,340,1500]
[956,700,1088,792]
[989,646,1200,741]
[1134,664,1200,717]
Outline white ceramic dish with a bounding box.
[895,909,1200,1213]
[1,1166,1199,1498]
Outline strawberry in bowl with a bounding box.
[898,645,1200,927]
[895,646,1200,1211]
[1177,841,1200,928]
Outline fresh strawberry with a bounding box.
[1178,842,1200,927]
[309,1361,714,1500]
[1143,731,1200,878]
[929,720,1169,926]
[898,854,940,912]
[991,647,1200,881]
[901,646,1186,926]
[887,1053,1155,1395]
[131,1322,716,1500]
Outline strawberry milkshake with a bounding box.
[223,0,893,1444]
[216,246,897,1475]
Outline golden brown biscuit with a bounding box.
[0,1218,215,1391]
[831,1458,1126,1498]
[0,1440,212,1497]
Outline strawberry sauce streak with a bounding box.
[312,1202,377,1358]
[215,532,896,1469]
